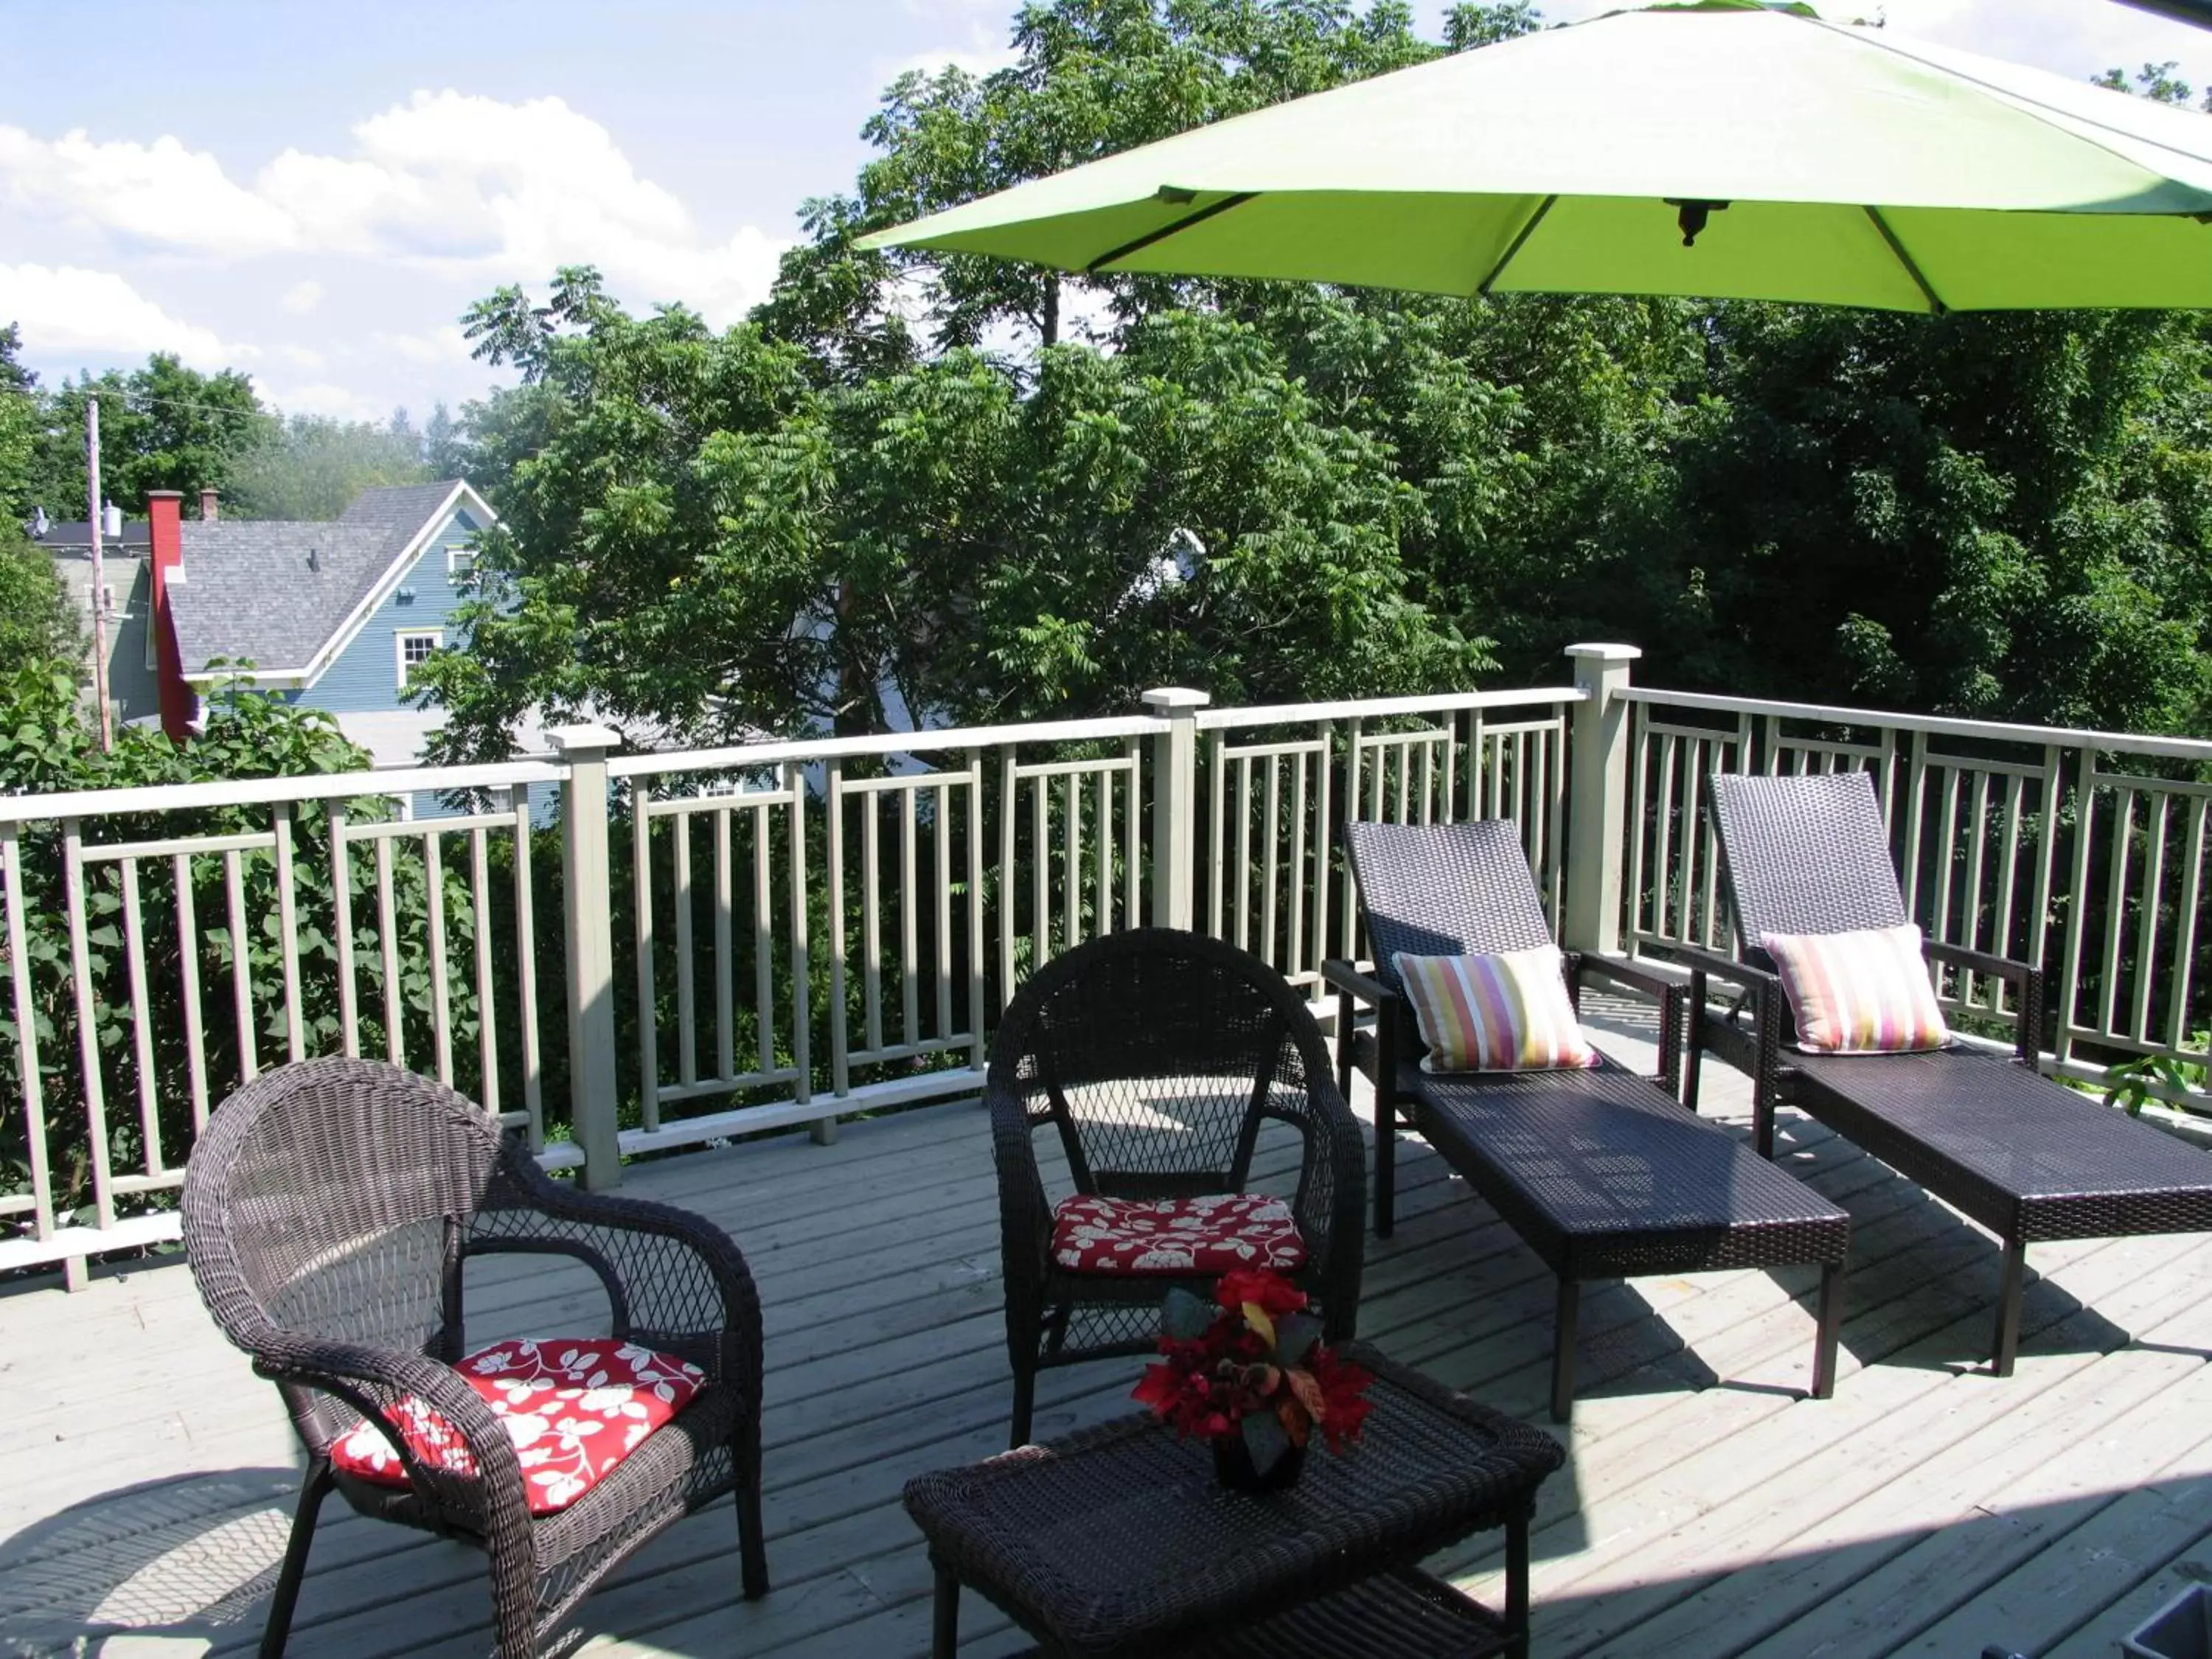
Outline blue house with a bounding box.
[156,481,509,813]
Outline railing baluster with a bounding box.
[1235,753,1253,952]
[631,782,658,1132]
[329,804,358,1059]
[1063,769,1080,950]
[865,773,886,1055]
[1652,730,1679,942]
[999,746,1018,1001]
[425,829,453,1086]
[63,821,115,1230]
[968,747,988,1065]
[2168,794,2207,1054]
[902,785,921,1047]
[1903,731,1930,924]
[753,799,775,1076]
[936,781,954,1041]
[674,806,697,1090]
[225,846,257,1082]
[2132,791,2170,1046]
[511,785,542,1150]
[1263,753,1281,965]
[118,858,160,1175]
[1289,747,1309,984]
[786,761,814,1119]
[1,825,55,1242]
[2056,750,2098,1071]
[173,851,207,1127]
[273,808,305,1064]
[470,824,500,1116]
[2100,785,2136,1039]
[1123,737,1141,931]
[1031,764,1048,970]
[714,806,734,1083]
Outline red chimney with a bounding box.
[147,490,194,740]
[198,487,218,522]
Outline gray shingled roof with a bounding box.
[168,482,465,679]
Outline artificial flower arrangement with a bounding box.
[1132,1267,1375,1491]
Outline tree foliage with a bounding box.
[26,353,273,516]
[413,0,2212,754]
[228,410,434,520]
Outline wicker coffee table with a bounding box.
[901,1346,1565,1658]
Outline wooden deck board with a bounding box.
[6,1005,2212,1658]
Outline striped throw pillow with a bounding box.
[1392,947,1600,1074]
[1759,925,1949,1054]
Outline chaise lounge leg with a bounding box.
[737,1464,770,1601]
[1812,1261,1843,1399]
[1993,1237,2025,1378]
[1374,1092,1397,1239]
[260,1458,333,1658]
[1551,1278,1581,1425]
[1503,1500,1534,1659]
[1009,1363,1037,1448]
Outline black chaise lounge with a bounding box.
[1324,820,1850,1422]
[1681,770,2212,1377]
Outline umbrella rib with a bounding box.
[1476,194,1559,297]
[1863,206,1949,316]
[1085,192,1259,274]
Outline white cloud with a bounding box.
[0,263,232,366]
[370,324,477,367]
[0,90,790,325]
[279,279,324,315]
[258,379,386,420]
[885,41,1022,80]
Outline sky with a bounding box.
[2,0,2211,425]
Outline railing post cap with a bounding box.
[1140,687,1211,712]
[1562,642,1641,664]
[544,723,622,755]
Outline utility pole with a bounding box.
[86,397,112,751]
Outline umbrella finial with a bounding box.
[1666,198,1731,247]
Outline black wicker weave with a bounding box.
[987,928,1366,1447]
[903,1344,1565,1659]
[180,1057,768,1658]
[1685,770,2212,1377]
[1326,820,1848,1422]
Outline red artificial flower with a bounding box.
[1306,1346,1377,1453]
[1214,1268,1308,1318]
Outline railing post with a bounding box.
[549,725,624,1190]
[1142,688,1210,931]
[1562,644,1641,956]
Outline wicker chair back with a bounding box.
[990,927,1332,1197]
[1343,820,1554,999]
[1708,771,1909,959]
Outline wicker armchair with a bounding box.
[987,928,1365,1447]
[181,1058,768,1658]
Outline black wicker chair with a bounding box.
[987,928,1365,1447]
[1680,770,2212,1377]
[1326,820,1851,1422]
[181,1058,768,1658]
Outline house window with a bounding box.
[394,628,443,689]
[448,546,477,578]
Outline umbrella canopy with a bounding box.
[859,0,2212,312]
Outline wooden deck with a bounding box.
[7,1001,2212,1658]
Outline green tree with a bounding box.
[227,411,433,519]
[28,353,274,515]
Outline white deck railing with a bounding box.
[6,647,2208,1284]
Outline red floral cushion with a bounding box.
[329,1338,706,1516]
[1050,1192,1309,1276]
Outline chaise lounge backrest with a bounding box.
[1709,771,1909,967]
[1343,819,1554,998]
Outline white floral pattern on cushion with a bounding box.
[1050,1192,1309,1275]
[329,1338,706,1516]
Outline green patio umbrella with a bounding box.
[859,0,2212,312]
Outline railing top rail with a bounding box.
[1624,685,2212,765]
[1194,685,1585,731]
[0,758,565,826]
[605,714,1171,780]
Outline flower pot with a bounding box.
[1211,1433,1305,1494]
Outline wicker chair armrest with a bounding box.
[986,1079,1053,1279]
[1649,941,1777,998]
[1921,938,2034,985]
[1571,950,1684,1004]
[1321,958,1388,1006]
[257,1337,535,1538]
[485,1175,763,1367]
[1921,939,2045,1060]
